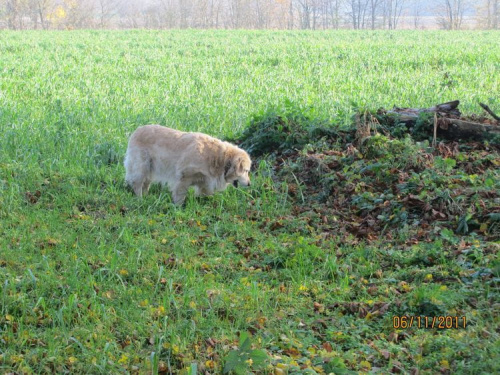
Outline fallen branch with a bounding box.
[384,100,500,141]
[480,102,500,122]
[387,100,461,121]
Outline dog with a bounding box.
[124,125,251,205]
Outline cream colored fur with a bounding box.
[124,125,252,205]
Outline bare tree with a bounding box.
[410,0,422,28]
[369,0,382,28]
[63,0,95,29]
[227,0,247,28]
[31,0,52,29]
[436,0,470,29]
[315,0,343,29]
[332,0,345,28]
[0,0,492,30]
[295,0,314,29]
[346,0,369,29]
[209,0,223,28]
[155,0,176,28]
[96,0,122,28]
[4,0,24,29]
[476,0,499,28]
[267,0,291,29]
[192,0,209,28]
[495,0,500,28]
[382,0,405,29]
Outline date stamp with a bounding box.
[392,316,467,329]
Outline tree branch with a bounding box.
[479,103,500,122]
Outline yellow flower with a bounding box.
[440,359,450,369]
[10,354,24,363]
[360,360,371,370]
[119,269,129,276]
[153,305,166,317]
[67,356,78,365]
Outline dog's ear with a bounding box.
[236,157,245,174]
[225,157,244,177]
[224,160,233,177]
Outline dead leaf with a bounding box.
[313,302,325,313]
[322,342,333,352]
[25,190,41,204]
[388,332,398,343]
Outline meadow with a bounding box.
[0,30,499,374]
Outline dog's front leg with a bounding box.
[172,180,190,205]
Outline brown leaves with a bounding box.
[37,237,60,249]
[431,209,447,221]
[437,141,459,158]
[161,255,178,269]
[260,120,500,243]
[321,342,333,352]
[283,347,300,358]
[313,302,325,313]
[205,337,217,348]
[25,190,41,204]
[402,195,431,212]
[327,301,391,319]
[269,221,284,231]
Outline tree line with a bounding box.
[1,0,499,30]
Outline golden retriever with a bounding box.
[124,125,251,205]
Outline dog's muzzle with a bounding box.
[233,180,239,187]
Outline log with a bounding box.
[387,100,461,121]
[438,118,500,140]
[385,101,500,141]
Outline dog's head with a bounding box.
[225,148,252,188]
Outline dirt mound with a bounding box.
[235,107,500,243]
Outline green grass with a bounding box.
[0,30,499,374]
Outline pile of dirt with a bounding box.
[235,108,500,243]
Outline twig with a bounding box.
[480,102,500,122]
[433,113,438,148]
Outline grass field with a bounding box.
[0,30,499,374]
